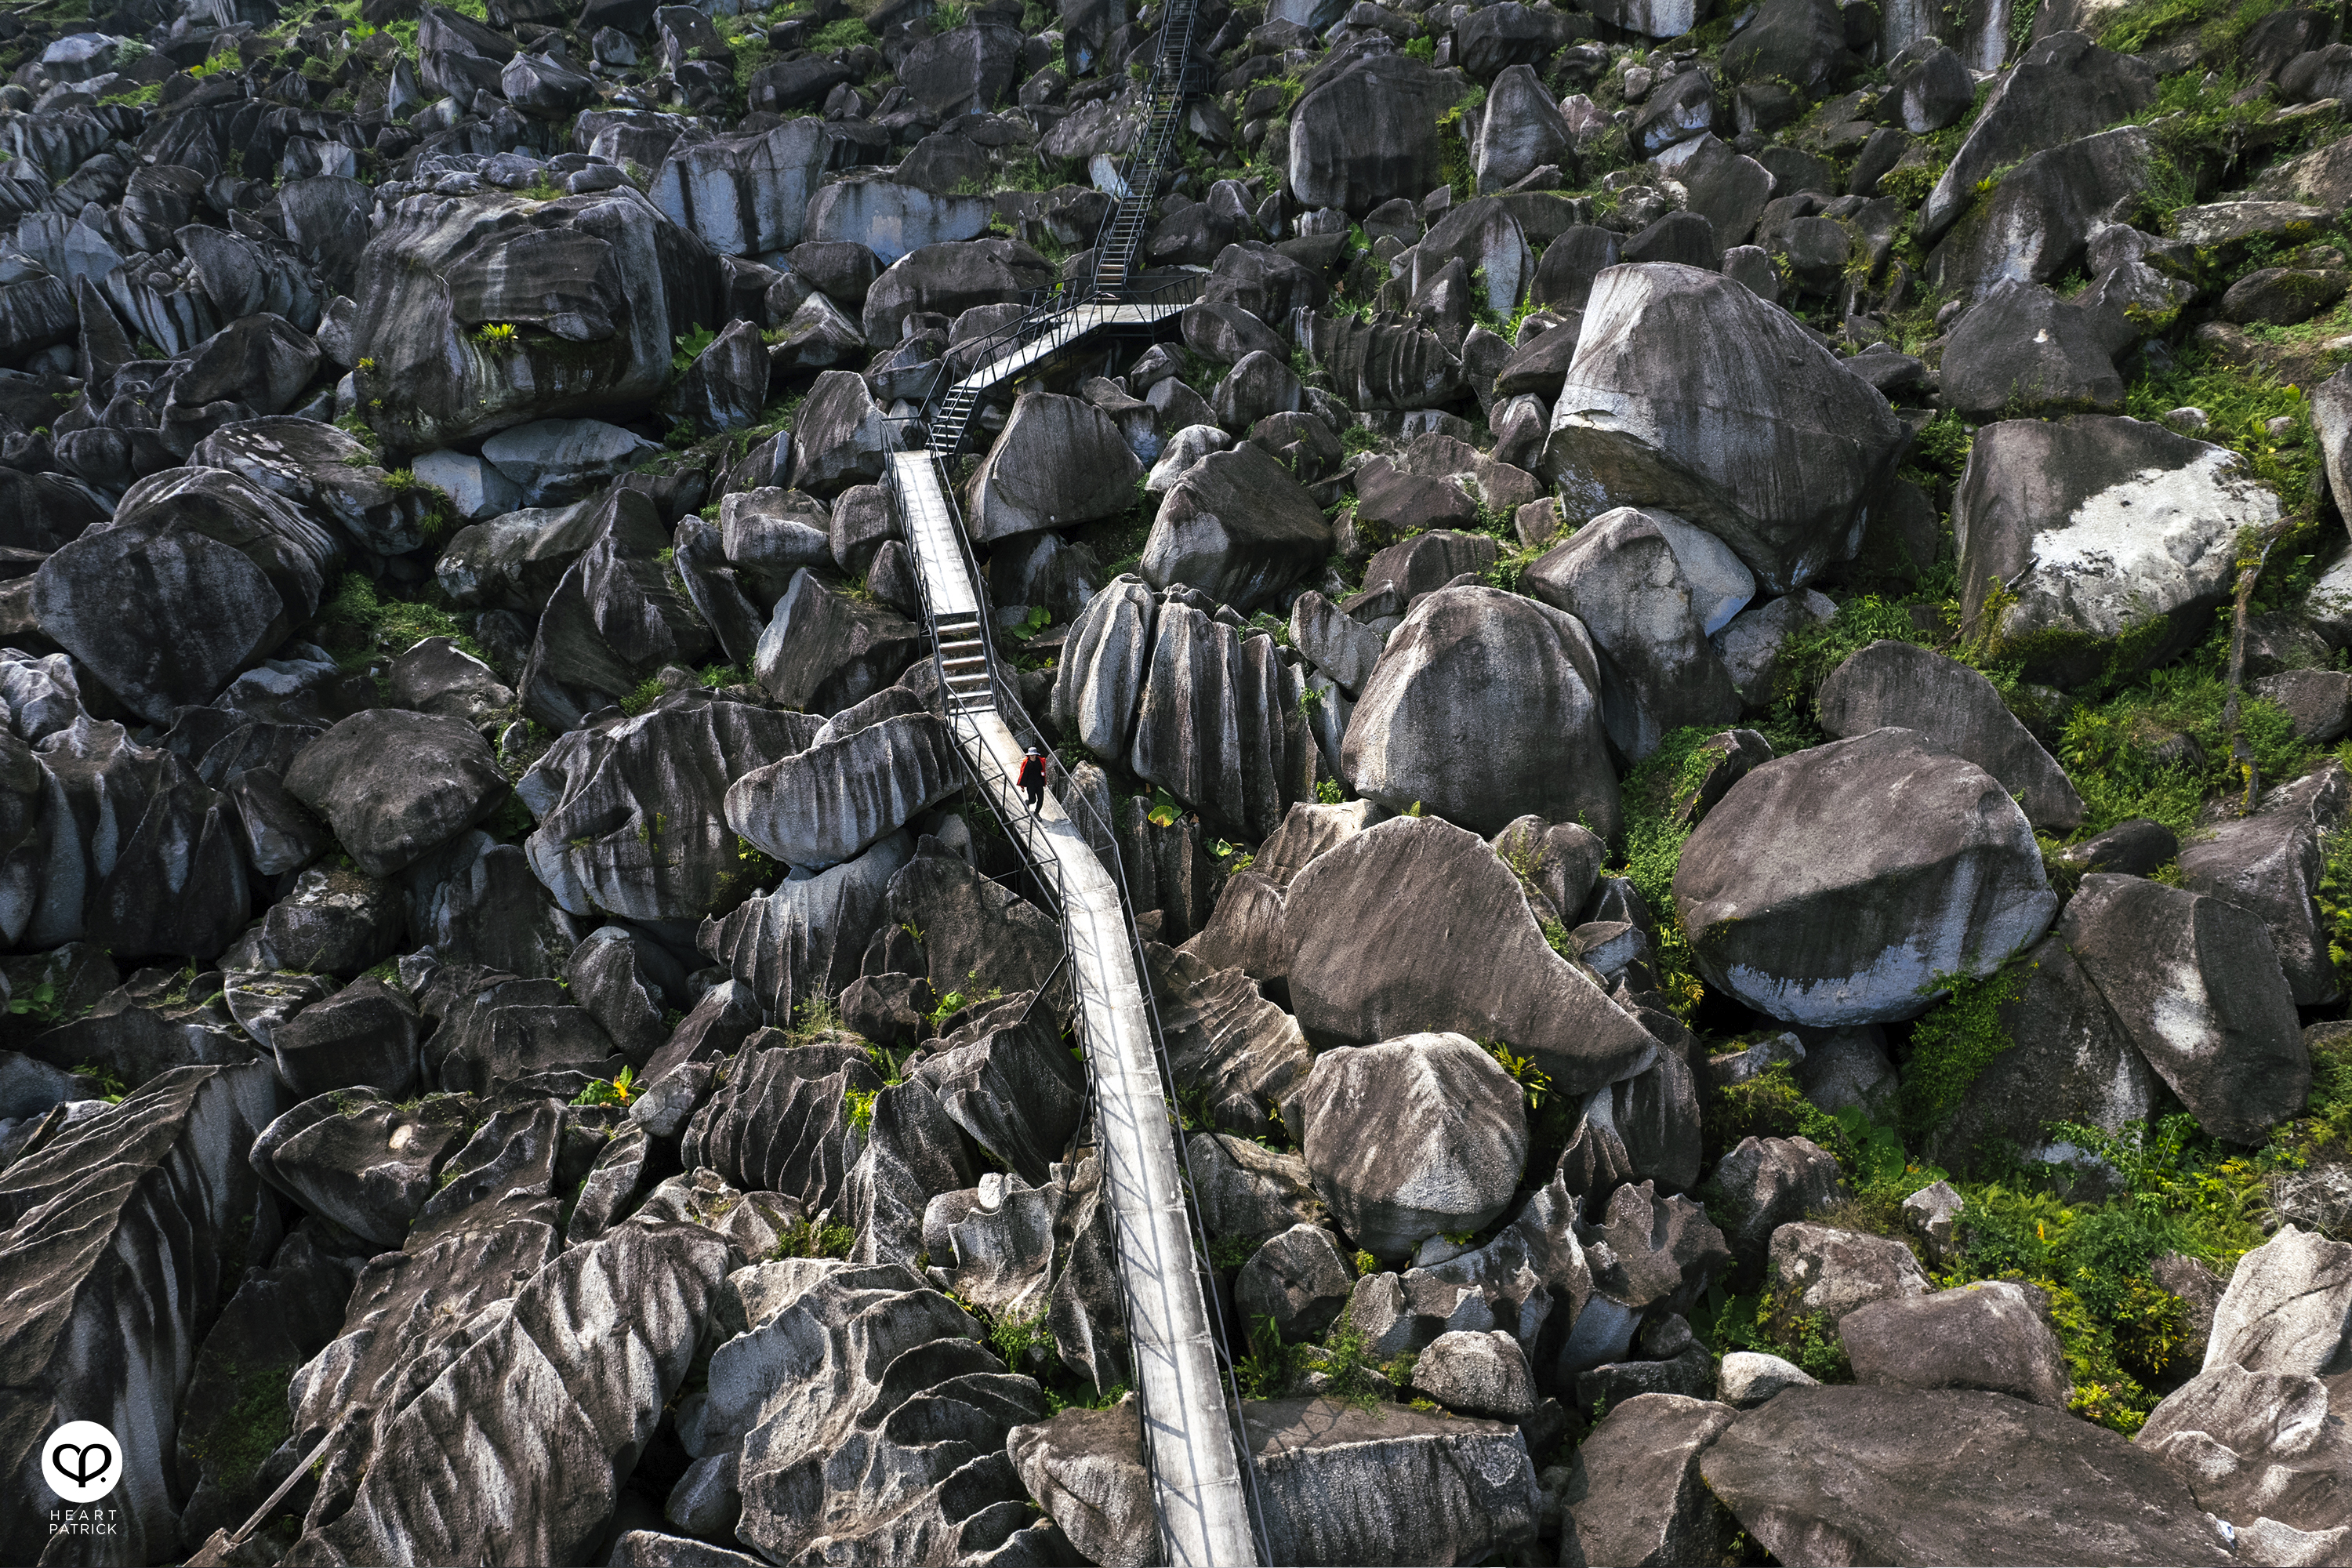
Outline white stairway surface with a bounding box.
[951,300,1191,400]
[894,448,1260,1567]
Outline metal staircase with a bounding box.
[1091,0,1205,292]
[875,4,1272,1563]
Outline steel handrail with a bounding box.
[887,445,1273,1567]
[873,1,1272,1551]
[1087,0,1204,292]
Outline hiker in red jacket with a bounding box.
[1018,745,1048,815]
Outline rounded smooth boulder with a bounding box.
[1294,1031,1529,1260]
[1672,726,2057,1025]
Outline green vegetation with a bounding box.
[572,1066,638,1108]
[1698,1040,2343,1436]
[1484,1043,1552,1109]
[2058,662,2312,833]
[811,16,877,49]
[2100,0,2297,59]
[1895,960,2033,1143]
[68,1062,129,1102]
[8,976,59,1022]
[184,1362,294,1499]
[1236,1313,1396,1410]
[927,983,1005,1030]
[1602,725,1740,1018]
[619,675,669,717]
[772,1216,857,1258]
[311,574,485,668]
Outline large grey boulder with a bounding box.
[886,844,1064,1007]
[912,1012,1087,1189]
[725,711,962,869]
[1290,590,1385,697]
[1343,584,1621,837]
[1475,64,1576,193]
[730,1265,1041,1563]
[662,319,770,434]
[1840,1280,2071,1407]
[1918,31,2158,243]
[967,390,1144,542]
[1817,640,2085,829]
[1717,1350,1819,1407]
[804,176,992,263]
[1409,1329,1539,1420]
[2135,1360,2350,1538]
[350,187,719,449]
[517,488,715,729]
[2204,1226,2352,1377]
[1127,601,1315,840]
[1051,575,1156,760]
[1006,1399,1158,1568]
[1709,1134,1846,1268]
[195,417,431,557]
[423,977,621,1093]
[289,1224,735,1566]
[1149,944,1314,1142]
[0,717,252,962]
[1926,127,2156,300]
[2060,874,2309,1145]
[2179,763,2349,1007]
[1294,1032,1529,1259]
[436,496,611,613]
[841,1073,976,1269]
[285,710,510,879]
[753,568,925,716]
[1236,1222,1355,1341]
[1138,442,1331,612]
[860,236,1055,347]
[1700,1385,2234,1566]
[1411,198,1537,319]
[1956,416,2278,685]
[1766,1222,1931,1323]
[651,115,830,259]
[0,1063,283,1568]
[789,369,899,495]
[1287,48,1468,213]
[1940,279,2123,423]
[1922,932,2165,1172]
[401,830,586,981]
[33,465,340,723]
[1285,815,1661,1095]
[1243,1396,1541,1565]
[1189,1131,1323,1242]
[522,697,817,922]
[1292,310,1468,410]
[681,1043,877,1217]
[1524,505,1751,760]
[270,977,422,1101]
[249,1090,475,1248]
[1541,263,1907,593]
[1561,1393,1738,1568]
[700,831,913,1020]
[1674,728,2057,1025]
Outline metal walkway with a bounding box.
[880,2,1265,1555]
[891,450,1259,1562]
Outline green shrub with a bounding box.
[1895,958,2032,1144]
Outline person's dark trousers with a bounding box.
[1022,781,1044,814]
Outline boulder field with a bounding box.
[2,0,2352,1565]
